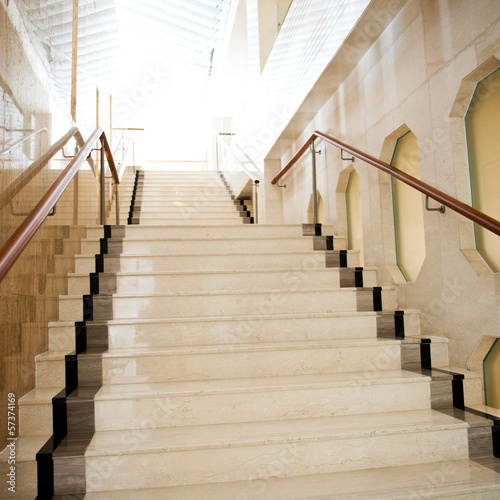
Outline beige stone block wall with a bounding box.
[271,0,500,368]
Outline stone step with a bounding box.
[18,387,62,436]
[57,286,396,322]
[79,235,346,256]
[120,206,242,214]
[82,459,500,499]
[34,337,402,387]
[120,200,240,207]
[0,435,51,497]
[129,194,235,201]
[129,187,230,194]
[134,172,221,178]
[49,310,420,352]
[67,267,377,295]
[126,212,243,220]
[17,371,429,438]
[131,217,247,225]
[85,224,308,239]
[94,370,431,431]
[74,250,359,274]
[48,311,382,352]
[127,179,225,185]
[97,339,402,385]
[439,407,498,459]
[84,410,469,491]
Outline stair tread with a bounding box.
[41,338,400,361]
[61,286,392,299]
[439,408,495,428]
[75,249,339,257]
[68,267,377,277]
[96,370,429,400]
[40,338,399,360]
[49,310,389,328]
[0,435,51,461]
[83,459,500,499]
[82,235,335,242]
[19,386,63,404]
[101,338,400,357]
[86,410,467,456]
[87,223,305,229]
[22,371,429,405]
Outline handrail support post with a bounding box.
[310,140,318,226]
[115,184,120,225]
[100,136,106,225]
[253,180,259,224]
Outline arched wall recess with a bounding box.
[390,130,426,282]
[450,56,500,275]
[378,124,412,284]
[464,68,500,272]
[484,339,500,410]
[345,169,364,266]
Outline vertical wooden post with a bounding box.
[96,87,100,168]
[109,94,113,147]
[71,0,79,122]
[96,87,100,127]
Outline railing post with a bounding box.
[310,140,318,225]
[100,137,106,225]
[115,184,120,225]
[253,180,259,224]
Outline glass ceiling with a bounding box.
[19,0,230,133]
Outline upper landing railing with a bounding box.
[0,126,120,283]
[272,130,500,237]
[215,132,262,224]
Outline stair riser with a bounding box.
[131,192,231,197]
[86,225,306,239]
[130,196,235,202]
[19,402,53,436]
[131,181,223,185]
[102,344,402,384]
[121,207,243,214]
[36,357,65,388]
[80,237,317,255]
[129,181,226,186]
[67,269,378,295]
[126,213,244,220]
[94,380,431,431]
[50,314,378,351]
[0,461,37,496]
[132,218,246,226]
[74,253,358,274]
[85,429,468,491]
[59,288,396,321]
[121,201,240,207]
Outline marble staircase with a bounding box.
[1,170,500,498]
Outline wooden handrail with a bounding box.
[100,132,120,184]
[272,131,500,237]
[0,127,119,284]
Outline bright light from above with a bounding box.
[114,65,212,170]
[110,0,229,170]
